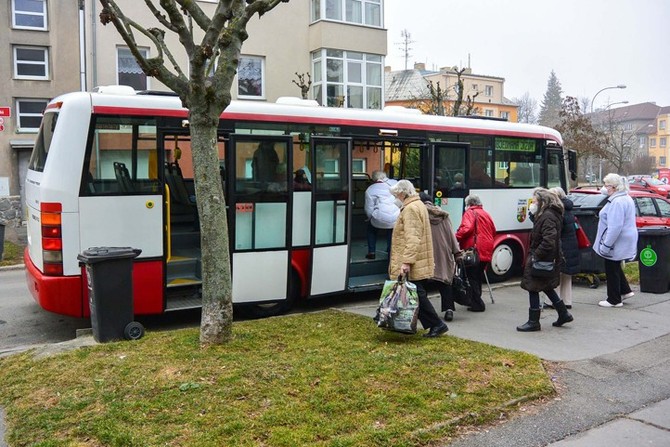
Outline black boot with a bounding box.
[552,300,574,327]
[517,308,541,332]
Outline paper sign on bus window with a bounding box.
[236,203,254,213]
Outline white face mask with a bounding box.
[600,186,609,195]
[529,203,538,214]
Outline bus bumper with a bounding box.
[24,247,85,318]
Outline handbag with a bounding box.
[451,260,472,306]
[531,257,556,277]
[574,217,591,249]
[462,211,480,267]
[375,275,420,334]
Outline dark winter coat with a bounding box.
[560,198,581,275]
[521,204,563,292]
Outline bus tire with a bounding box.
[124,321,145,340]
[488,241,518,283]
[244,270,299,319]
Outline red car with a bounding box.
[569,188,670,228]
[627,175,670,198]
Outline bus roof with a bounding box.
[50,89,563,145]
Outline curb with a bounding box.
[0,264,24,272]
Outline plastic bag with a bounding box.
[375,275,419,334]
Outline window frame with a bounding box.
[485,85,493,96]
[312,0,382,27]
[16,98,48,133]
[12,0,47,30]
[237,55,266,100]
[660,137,667,148]
[13,45,49,80]
[116,46,149,91]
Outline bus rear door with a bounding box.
[228,136,295,315]
[432,142,470,229]
[309,137,352,296]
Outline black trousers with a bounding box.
[414,279,444,330]
[465,263,487,311]
[604,259,633,305]
[437,281,454,312]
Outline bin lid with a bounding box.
[637,226,670,236]
[568,193,607,210]
[77,246,142,264]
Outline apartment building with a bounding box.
[649,107,670,169]
[0,0,387,235]
[385,62,518,121]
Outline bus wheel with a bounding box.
[244,271,299,319]
[124,321,145,340]
[488,242,517,283]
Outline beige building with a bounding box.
[0,0,387,233]
[385,62,518,122]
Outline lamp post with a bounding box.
[591,85,626,183]
[590,84,626,113]
[605,100,629,110]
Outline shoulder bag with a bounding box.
[530,221,560,277]
[462,211,480,267]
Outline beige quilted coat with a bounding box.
[388,196,435,281]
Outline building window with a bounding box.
[312,0,382,26]
[650,138,656,148]
[117,47,148,90]
[237,56,265,99]
[639,136,646,148]
[13,46,49,80]
[312,49,383,109]
[660,157,667,167]
[12,0,47,30]
[485,85,493,96]
[485,109,494,117]
[16,99,48,132]
[661,137,667,148]
[660,120,666,131]
[500,111,510,120]
[472,83,478,92]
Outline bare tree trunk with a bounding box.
[188,106,233,344]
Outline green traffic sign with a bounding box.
[639,245,657,267]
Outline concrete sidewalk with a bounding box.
[336,280,670,446]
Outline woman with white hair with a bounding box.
[388,180,448,337]
[594,173,637,307]
[364,170,399,259]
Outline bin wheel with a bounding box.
[124,321,145,340]
[588,275,600,289]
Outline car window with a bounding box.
[656,198,670,217]
[647,178,665,186]
[636,197,657,217]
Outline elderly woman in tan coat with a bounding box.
[389,180,449,337]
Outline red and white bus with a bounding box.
[25,87,575,318]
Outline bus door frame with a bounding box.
[308,136,352,296]
[544,144,566,191]
[227,134,295,305]
[430,142,471,229]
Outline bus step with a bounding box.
[167,277,202,287]
[349,259,388,277]
[165,286,202,311]
[167,255,201,281]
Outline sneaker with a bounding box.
[622,292,635,300]
[598,300,623,308]
[444,309,454,322]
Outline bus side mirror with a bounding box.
[567,150,578,181]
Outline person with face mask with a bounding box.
[594,173,637,307]
[517,188,573,332]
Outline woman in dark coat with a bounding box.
[517,188,574,332]
[545,187,580,309]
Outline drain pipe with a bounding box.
[78,0,87,91]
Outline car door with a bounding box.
[634,196,663,227]
[654,197,670,226]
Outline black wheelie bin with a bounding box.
[77,247,145,342]
[637,226,670,294]
[568,192,607,288]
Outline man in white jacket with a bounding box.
[364,171,400,259]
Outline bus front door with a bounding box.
[432,142,470,229]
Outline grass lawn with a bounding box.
[0,310,554,447]
[0,240,22,267]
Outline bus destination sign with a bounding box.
[495,137,535,152]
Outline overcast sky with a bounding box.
[384,0,670,110]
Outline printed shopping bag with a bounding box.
[375,275,419,334]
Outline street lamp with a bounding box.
[590,84,627,113]
[605,100,629,110]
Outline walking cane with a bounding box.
[483,268,495,304]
